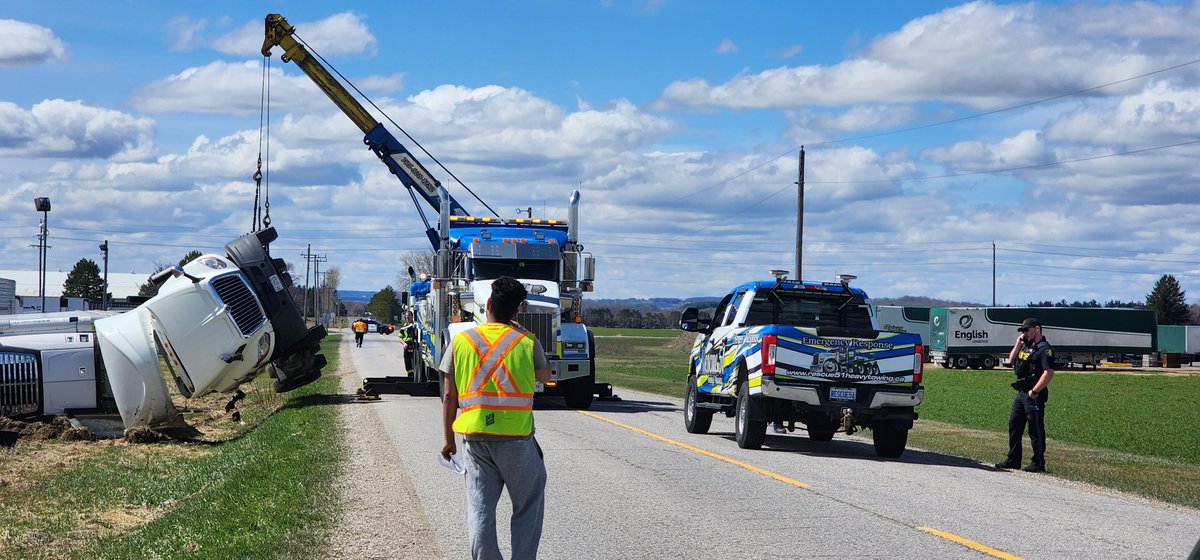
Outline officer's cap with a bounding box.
[1018,318,1042,332]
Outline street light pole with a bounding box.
[34,197,51,312]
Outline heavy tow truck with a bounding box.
[261,14,607,408]
[0,228,327,433]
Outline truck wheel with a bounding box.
[684,376,713,434]
[951,355,970,370]
[980,355,997,369]
[734,380,766,449]
[563,374,595,410]
[872,422,908,458]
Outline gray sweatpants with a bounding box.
[462,437,547,560]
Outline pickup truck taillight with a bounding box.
[761,334,777,376]
[914,343,924,384]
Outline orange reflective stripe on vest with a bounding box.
[451,324,536,436]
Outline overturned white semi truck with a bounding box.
[0,228,327,431]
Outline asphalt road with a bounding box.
[344,332,1200,560]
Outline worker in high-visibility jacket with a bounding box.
[440,276,551,560]
[352,318,368,348]
[399,311,418,374]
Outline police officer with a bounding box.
[996,318,1055,473]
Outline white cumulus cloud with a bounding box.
[0,19,67,67]
[0,100,154,160]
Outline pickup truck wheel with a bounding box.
[980,355,997,369]
[734,380,766,449]
[951,355,971,370]
[684,376,713,434]
[872,422,909,458]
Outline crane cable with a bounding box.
[253,55,273,232]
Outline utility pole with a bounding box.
[992,241,996,307]
[99,241,109,310]
[312,253,327,326]
[795,147,805,280]
[301,245,314,323]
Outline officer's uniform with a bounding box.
[1004,335,1053,470]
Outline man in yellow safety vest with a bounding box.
[440,276,551,560]
[352,318,368,348]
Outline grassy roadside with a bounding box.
[595,329,1200,510]
[0,334,345,560]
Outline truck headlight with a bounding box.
[257,332,272,366]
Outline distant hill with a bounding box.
[587,297,720,310]
[338,290,375,303]
[589,295,987,310]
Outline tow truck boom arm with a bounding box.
[261,13,468,223]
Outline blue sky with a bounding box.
[1,1,1199,305]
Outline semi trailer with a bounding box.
[930,306,1156,369]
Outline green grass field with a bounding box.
[0,335,345,560]
[594,329,1200,509]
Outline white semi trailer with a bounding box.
[929,307,1156,370]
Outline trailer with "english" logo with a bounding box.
[928,307,1157,370]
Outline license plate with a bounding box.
[829,387,857,402]
[535,382,545,392]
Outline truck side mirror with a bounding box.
[680,307,701,332]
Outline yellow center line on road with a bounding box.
[576,410,809,489]
[917,527,1023,560]
[577,411,1022,559]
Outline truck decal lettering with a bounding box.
[953,329,989,342]
[800,337,894,350]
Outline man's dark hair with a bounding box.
[489,276,527,323]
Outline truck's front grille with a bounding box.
[0,351,41,417]
[211,274,266,336]
[517,312,556,356]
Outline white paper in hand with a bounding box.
[439,453,466,474]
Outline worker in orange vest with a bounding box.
[352,318,368,348]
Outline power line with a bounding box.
[1001,247,1200,265]
[807,138,1200,185]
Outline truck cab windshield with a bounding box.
[744,289,873,329]
[472,258,559,282]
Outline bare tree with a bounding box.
[395,250,436,294]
